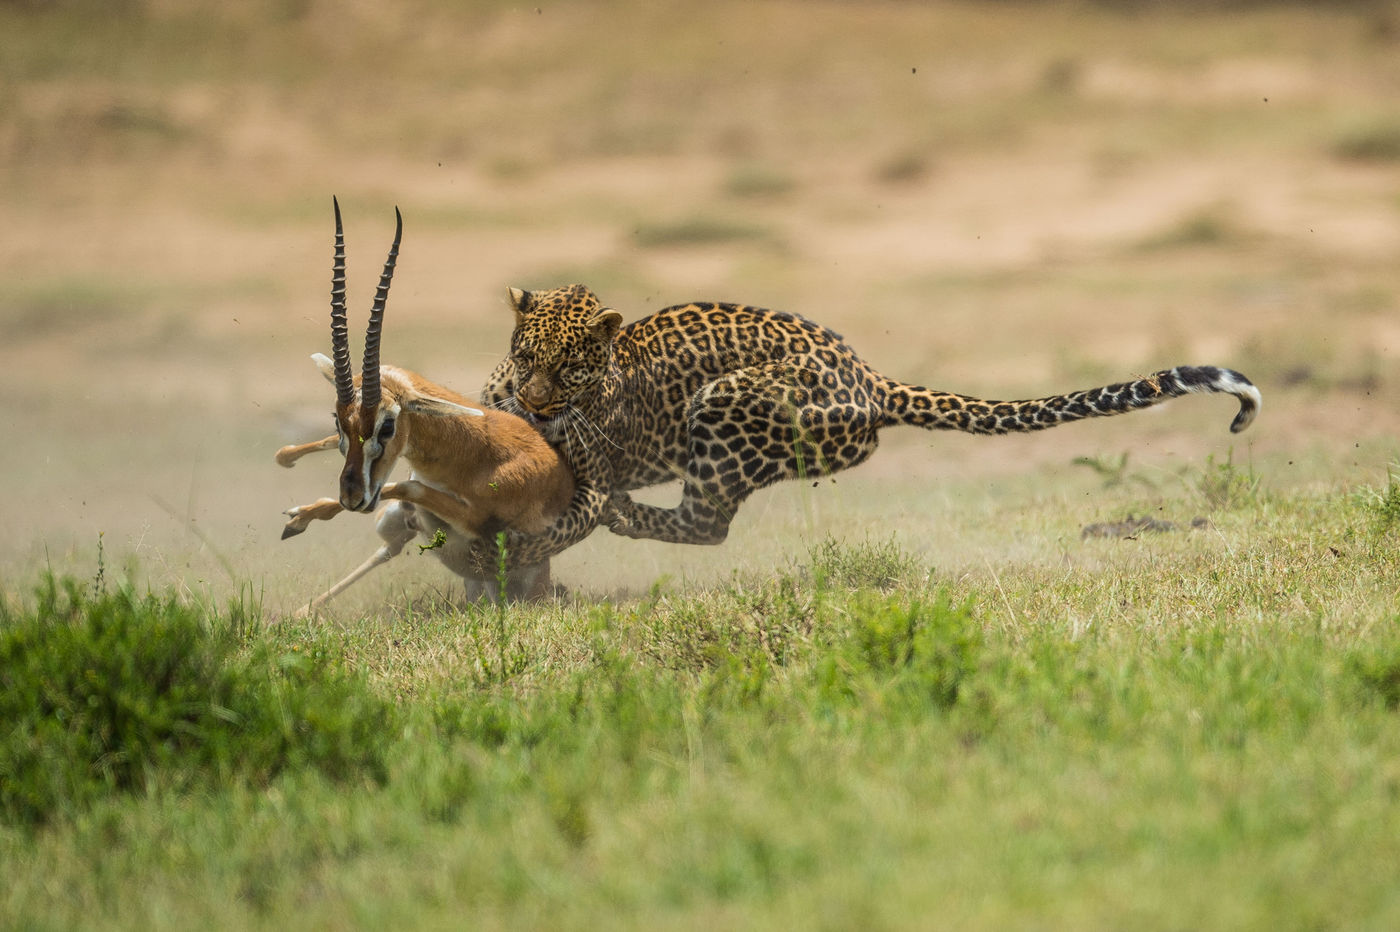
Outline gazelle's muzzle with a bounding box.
[339,484,382,513]
[338,448,383,513]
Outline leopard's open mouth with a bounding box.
[515,398,562,426]
[517,405,568,442]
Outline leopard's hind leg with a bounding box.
[608,362,882,544]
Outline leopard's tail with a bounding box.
[880,365,1260,436]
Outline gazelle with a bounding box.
[277,199,574,615]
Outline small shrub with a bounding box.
[431,691,539,749]
[0,575,395,828]
[1070,451,1162,490]
[808,535,924,592]
[820,593,981,712]
[1365,464,1400,533]
[1348,644,1400,709]
[1195,449,1261,510]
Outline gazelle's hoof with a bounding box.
[282,505,312,539]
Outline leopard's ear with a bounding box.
[507,287,531,323]
[587,308,623,342]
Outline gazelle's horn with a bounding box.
[360,206,401,413]
[330,196,354,408]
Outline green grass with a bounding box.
[3,477,1399,929]
[5,0,1400,926]
[1363,463,1400,533]
[0,575,394,829]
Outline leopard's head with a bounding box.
[506,283,623,423]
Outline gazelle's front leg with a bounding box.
[294,502,420,619]
[380,480,484,537]
[276,434,339,468]
[281,478,464,540]
[282,498,344,539]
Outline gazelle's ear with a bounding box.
[311,353,337,384]
[587,308,623,342]
[404,395,486,419]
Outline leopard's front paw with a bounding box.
[603,493,640,537]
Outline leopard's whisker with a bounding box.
[569,403,689,484]
[566,404,625,453]
[561,410,592,466]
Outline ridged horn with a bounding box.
[360,206,402,414]
[330,196,354,408]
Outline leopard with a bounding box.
[475,282,1260,565]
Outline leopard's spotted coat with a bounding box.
[477,284,1260,563]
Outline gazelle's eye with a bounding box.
[377,418,396,443]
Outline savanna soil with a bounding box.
[2,0,1398,607]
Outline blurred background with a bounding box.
[2,0,1397,606]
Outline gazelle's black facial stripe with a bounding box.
[355,403,401,510]
[333,413,349,455]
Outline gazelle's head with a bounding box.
[317,198,482,512]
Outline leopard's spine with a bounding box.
[880,365,1260,436]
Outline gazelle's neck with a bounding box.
[394,376,494,486]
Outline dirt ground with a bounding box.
[2,0,1397,608]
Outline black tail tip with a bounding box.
[1229,403,1257,433]
[1171,365,1260,433]
[1223,370,1261,433]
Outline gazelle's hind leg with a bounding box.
[454,556,553,603]
[417,511,554,603]
[294,502,419,618]
[505,558,553,601]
